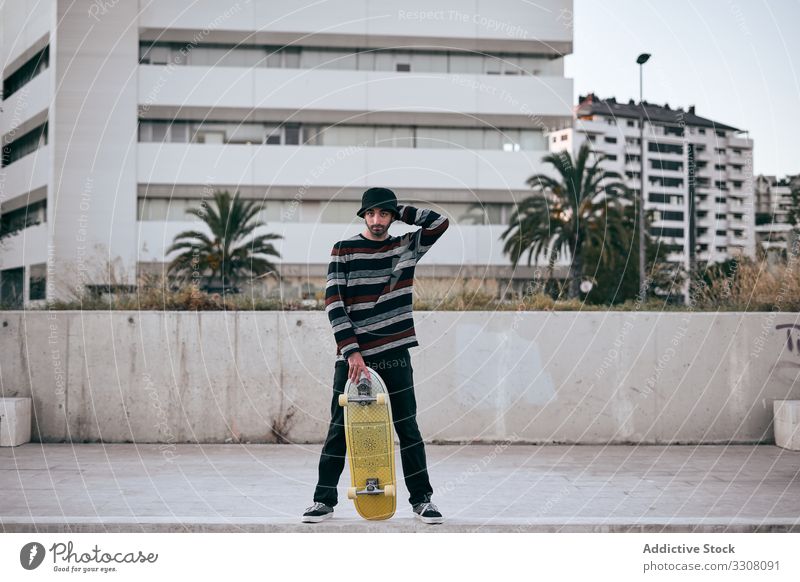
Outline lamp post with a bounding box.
[636,53,651,297]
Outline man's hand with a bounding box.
[347,352,371,384]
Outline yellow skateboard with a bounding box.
[338,369,397,520]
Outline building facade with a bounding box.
[754,174,798,256]
[0,0,574,307]
[548,94,756,269]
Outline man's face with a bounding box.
[364,208,394,237]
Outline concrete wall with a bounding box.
[1,311,799,444]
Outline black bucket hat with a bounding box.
[356,187,400,219]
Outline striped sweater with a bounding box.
[325,205,449,361]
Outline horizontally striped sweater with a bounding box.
[325,205,449,361]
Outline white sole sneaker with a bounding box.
[413,512,444,525]
[301,512,333,523]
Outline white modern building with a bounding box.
[754,174,798,256]
[0,0,574,307]
[548,94,756,268]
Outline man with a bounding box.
[302,187,449,524]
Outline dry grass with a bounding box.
[44,273,313,311]
[690,256,800,311]
[24,254,800,312]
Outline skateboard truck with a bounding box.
[351,374,377,406]
[356,478,384,495]
[347,477,395,499]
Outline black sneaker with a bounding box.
[412,502,444,524]
[302,502,334,523]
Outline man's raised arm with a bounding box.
[324,243,360,359]
[396,204,449,262]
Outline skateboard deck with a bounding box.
[338,369,396,520]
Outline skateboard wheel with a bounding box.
[338,394,348,407]
[384,485,396,497]
[347,487,357,500]
[376,394,387,406]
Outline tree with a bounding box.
[166,190,281,293]
[500,143,633,298]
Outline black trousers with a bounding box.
[313,348,433,507]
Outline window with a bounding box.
[137,119,542,151]
[3,45,49,99]
[0,267,24,308]
[651,227,684,238]
[560,134,568,141]
[699,128,706,135]
[263,125,280,144]
[651,159,683,171]
[627,120,635,127]
[284,124,300,145]
[1,122,48,167]
[715,213,726,219]
[732,148,742,155]
[266,48,282,68]
[660,211,684,221]
[716,229,726,235]
[283,47,300,68]
[648,142,682,155]
[714,148,726,155]
[377,126,415,148]
[170,123,188,143]
[604,154,618,161]
[648,193,683,204]
[649,176,684,188]
[604,136,617,144]
[29,263,46,301]
[448,53,483,74]
[0,199,46,236]
[663,126,683,137]
[138,42,549,76]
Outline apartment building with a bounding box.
[754,174,798,256]
[0,0,574,307]
[548,94,755,268]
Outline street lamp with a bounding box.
[636,53,651,297]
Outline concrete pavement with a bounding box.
[1,443,798,533]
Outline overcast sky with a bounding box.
[564,0,799,177]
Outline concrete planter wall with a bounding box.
[1,311,798,444]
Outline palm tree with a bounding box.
[166,190,281,293]
[501,143,633,298]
